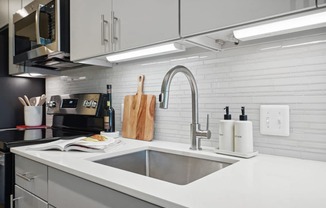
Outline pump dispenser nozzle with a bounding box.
[239,106,248,121]
[224,106,232,120]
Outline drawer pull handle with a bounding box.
[16,172,36,182]
[10,194,23,208]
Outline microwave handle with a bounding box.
[35,4,43,45]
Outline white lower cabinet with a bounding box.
[14,185,48,208]
[48,167,161,208]
[14,155,161,208]
[15,155,48,201]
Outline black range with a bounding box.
[0,93,107,208]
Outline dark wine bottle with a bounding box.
[103,85,115,132]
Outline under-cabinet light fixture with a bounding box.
[15,73,44,78]
[106,43,185,62]
[233,10,326,41]
[13,66,61,78]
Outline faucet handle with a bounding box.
[197,114,211,151]
[206,114,209,130]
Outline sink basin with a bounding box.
[93,149,235,185]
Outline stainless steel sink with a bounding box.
[93,149,234,185]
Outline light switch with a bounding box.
[260,105,290,136]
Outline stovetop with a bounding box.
[0,93,108,153]
[0,127,94,152]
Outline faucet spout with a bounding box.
[159,65,198,124]
[159,65,211,150]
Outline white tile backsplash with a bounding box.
[46,33,326,162]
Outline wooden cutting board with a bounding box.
[122,75,156,141]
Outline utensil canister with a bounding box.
[24,106,43,126]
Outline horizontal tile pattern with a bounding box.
[46,33,326,161]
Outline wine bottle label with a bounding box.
[104,116,110,130]
[104,123,111,130]
[107,101,111,107]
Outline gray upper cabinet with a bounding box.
[70,0,179,62]
[180,0,316,37]
[112,0,179,52]
[317,0,326,7]
[70,0,112,62]
[0,0,8,29]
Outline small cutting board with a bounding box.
[122,75,156,141]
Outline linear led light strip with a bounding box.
[233,11,326,41]
[15,73,44,77]
[106,43,185,62]
[260,40,326,51]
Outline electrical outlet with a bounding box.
[260,105,290,136]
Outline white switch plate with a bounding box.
[260,105,290,136]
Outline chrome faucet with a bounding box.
[159,65,211,150]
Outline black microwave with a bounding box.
[13,0,80,69]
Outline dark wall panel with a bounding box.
[0,27,46,128]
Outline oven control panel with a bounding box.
[47,93,106,116]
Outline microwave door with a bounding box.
[14,11,37,56]
[37,2,56,47]
[13,0,57,64]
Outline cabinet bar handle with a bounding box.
[112,11,119,43]
[10,194,23,208]
[16,172,36,182]
[101,15,109,45]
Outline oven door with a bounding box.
[0,151,13,208]
[13,0,58,64]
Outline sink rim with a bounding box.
[88,146,239,165]
[87,146,239,185]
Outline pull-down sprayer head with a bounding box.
[159,65,199,123]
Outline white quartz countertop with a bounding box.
[11,138,326,208]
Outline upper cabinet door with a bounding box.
[181,0,316,37]
[70,0,112,61]
[112,0,179,52]
[22,0,32,7]
[317,0,326,7]
[0,0,9,28]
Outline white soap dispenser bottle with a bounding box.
[218,106,235,152]
[234,107,253,154]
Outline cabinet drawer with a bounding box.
[14,185,48,208]
[15,155,48,200]
[48,167,161,208]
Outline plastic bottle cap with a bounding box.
[240,114,247,121]
[224,114,232,120]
